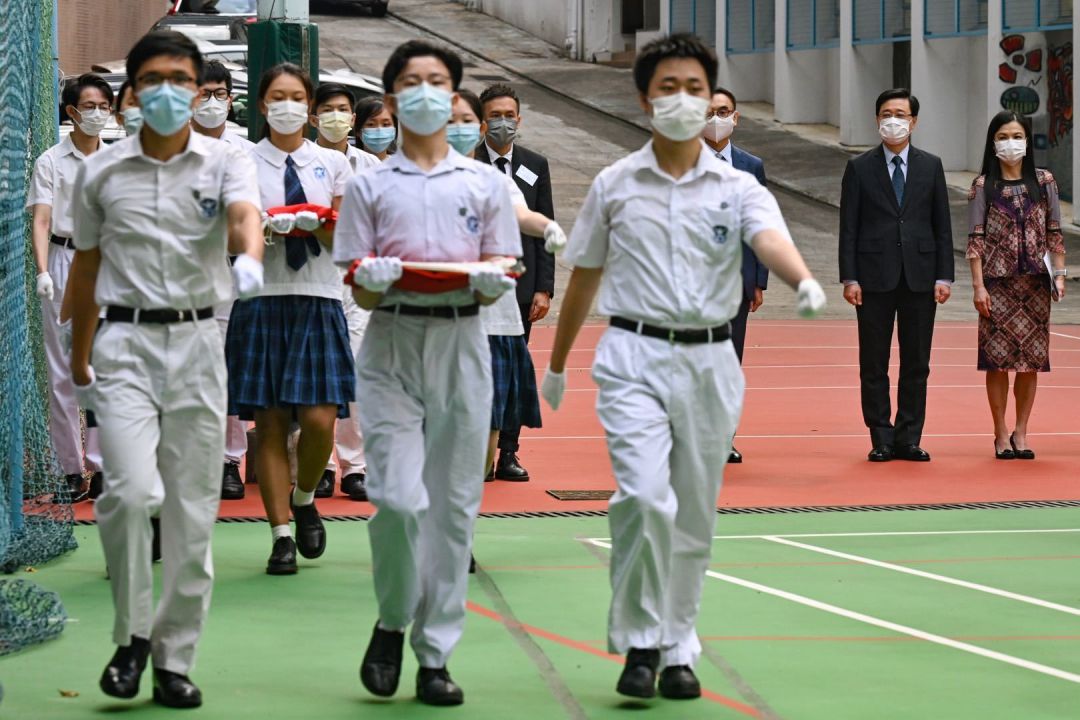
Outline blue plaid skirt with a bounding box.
[226,295,354,421]
[490,335,541,431]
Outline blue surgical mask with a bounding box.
[361,126,396,153]
[121,107,144,136]
[446,123,481,155]
[394,83,452,136]
[137,82,196,136]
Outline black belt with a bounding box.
[50,234,75,249]
[105,306,214,324]
[610,316,731,344]
[376,303,480,319]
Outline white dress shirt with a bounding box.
[27,135,98,238]
[347,144,381,174]
[72,132,261,309]
[484,142,514,176]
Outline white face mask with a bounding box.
[879,117,911,144]
[193,96,229,129]
[265,100,309,135]
[995,138,1027,164]
[648,91,710,142]
[317,110,353,144]
[704,114,735,143]
[74,107,110,137]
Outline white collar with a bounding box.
[385,145,475,176]
[485,142,513,165]
[255,137,318,168]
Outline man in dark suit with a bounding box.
[477,83,555,481]
[704,87,768,464]
[839,88,954,463]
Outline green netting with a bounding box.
[0,0,76,660]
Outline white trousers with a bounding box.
[327,291,368,474]
[593,328,744,668]
[215,301,248,464]
[91,319,226,675]
[357,309,491,668]
[41,243,101,475]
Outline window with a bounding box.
[786,0,841,49]
[670,0,718,48]
[925,0,989,36]
[1002,0,1073,31]
[727,0,776,53]
[852,0,911,43]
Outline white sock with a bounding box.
[271,524,292,542]
[292,486,315,507]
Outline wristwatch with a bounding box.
[1053,268,1068,277]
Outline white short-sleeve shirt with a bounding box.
[565,140,791,328]
[481,173,527,336]
[27,135,99,238]
[334,147,522,307]
[222,131,257,154]
[347,144,381,174]
[72,131,261,309]
[253,138,351,299]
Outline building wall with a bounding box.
[479,0,570,52]
[59,0,166,75]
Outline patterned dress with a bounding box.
[966,170,1065,372]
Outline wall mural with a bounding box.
[1047,41,1073,148]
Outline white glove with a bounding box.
[232,253,264,300]
[469,266,517,298]
[355,256,403,293]
[796,278,827,318]
[36,272,54,300]
[268,212,296,236]
[59,318,72,354]
[543,221,567,255]
[540,367,566,411]
[73,366,96,411]
[294,210,321,232]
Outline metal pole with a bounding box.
[51,0,59,143]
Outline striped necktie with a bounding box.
[891,155,905,206]
[284,155,320,271]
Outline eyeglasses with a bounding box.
[199,88,231,102]
[706,109,734,119]
[136,73,197,89]
[77,102,112,113]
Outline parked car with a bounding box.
[90,40,248,75]
[226,66,381,127]
[156,0,256,42]
[167,0,257,19]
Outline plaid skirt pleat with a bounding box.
[226,295,355,420]
[489,335,542,431]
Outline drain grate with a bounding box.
[546,490,614,501]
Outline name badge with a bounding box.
[515,164,538,187]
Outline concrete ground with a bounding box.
[312,0,1080,325]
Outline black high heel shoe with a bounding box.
[995,442,1015,460]
[1009,433,1035,460]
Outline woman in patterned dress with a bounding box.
[967,111,1066,460]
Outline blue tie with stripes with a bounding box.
[891,155,905,206]
[284,155,319,271]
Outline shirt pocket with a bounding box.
[694,207,741,262]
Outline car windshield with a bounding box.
[182,0,256,13]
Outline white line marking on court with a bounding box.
[529,432,1080,440]
[1051,331,1080,342]
[586,538,1080,685]
[763,536,1080,617]
[584,529,1080,544]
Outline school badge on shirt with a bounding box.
[459,206,480,234]
[314,166,327,179]
[193,190,219,219]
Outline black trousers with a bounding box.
[856,280,937,448]
[730,295,752,363]
[497,302,534,455]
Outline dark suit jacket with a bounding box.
[730,145,769,300]
[475,143,556,304]
[838,144,954,293]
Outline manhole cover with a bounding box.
[546,490,613,501]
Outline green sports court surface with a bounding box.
[6,507,1080,719]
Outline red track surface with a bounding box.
[73,320,1080,522]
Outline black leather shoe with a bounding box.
[315,469,335,498]
[658,665,701,699]
[151,517,162,564]
[468,553,477,574]
[342,473,367,499]
[728,447,743,464]
[895,445,931,462]
[495,452,529,482]
[291,501,326,559]
[152,668,202,709]
[616,648,660,699]
[1010,433,1035,460]
[221,462,244,500]
[416,667,464,706]
[100,636,151,699]
[360,623,404,697]
[88,472,104,500]
[266,536,298,575]
[53,473,89,504]
[867,445,894,462]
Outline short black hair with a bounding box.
[257,63,315,103]
[712,86,737,109]
[633,33,717,95]
[202,60,233,93]
[62,73,114,110]
[126,30,204,87]
[381,39,463,92]
[314,82,356,110]
[113,80,133,113]
[354,95,397,154]
[875,88,920,117]
[478,83,519,112]
[456,88,483,121]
